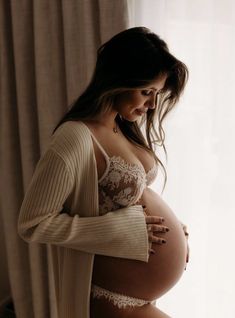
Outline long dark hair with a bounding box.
[53,26,189,191]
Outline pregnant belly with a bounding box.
[92,187,188,300]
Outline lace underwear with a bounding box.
[90,284,156,309]
[89,131,158,215]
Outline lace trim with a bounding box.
[146,163,158,185]
[100,155,146,184]
[98,156,146,214]
[91,284,154,309]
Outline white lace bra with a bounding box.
[90,132,158,215]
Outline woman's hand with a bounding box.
[186,241,190,263]
[142,205,170,255]
[181,223,189,238]
[180,222,190,268]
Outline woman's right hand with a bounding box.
[142,205,170,254]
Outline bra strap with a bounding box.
[82,123,110,160]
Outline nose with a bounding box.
[145,94,156,109]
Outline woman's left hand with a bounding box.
[186,241,190,264]
[181,222,190,267]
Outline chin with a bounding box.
[123,114,140,122]
[125,118,138,123]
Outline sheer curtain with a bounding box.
[132,1,235,317]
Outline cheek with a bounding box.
[115,92,145,114]
[129,94,145,107]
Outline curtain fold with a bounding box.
[0,1,131,317]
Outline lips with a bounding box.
[135,109,147,115]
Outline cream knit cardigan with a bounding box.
[18,121,149,318]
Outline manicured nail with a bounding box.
[142,205,146,208]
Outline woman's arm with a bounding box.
[18,149,149,262]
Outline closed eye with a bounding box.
[141,90,152,96]
[141,90,161,97]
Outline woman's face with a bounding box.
[114,74,168,122]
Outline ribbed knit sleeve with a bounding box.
[18,148,149,262]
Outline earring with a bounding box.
[119,114,124,121]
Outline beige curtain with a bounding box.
[0,0,131,317]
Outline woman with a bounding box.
[18,27,189,318]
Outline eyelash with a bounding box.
[142,90,161,96]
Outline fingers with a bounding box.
[145,215,165,224]
[143,205,168,249]
[185,243,190,270]
[183,225,189,236]
[143,205,163,220]
[148,233,166,244]
[149,248,156,255]
[186,243,190,263]
[147,224,169,233]
[148,241,155,255]
[181,223,189,238]
[143,205,165,224]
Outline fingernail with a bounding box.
[142,205,146,208]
